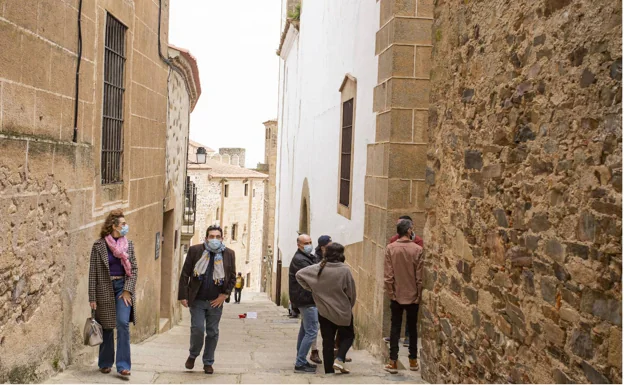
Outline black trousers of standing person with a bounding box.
[234,288,242,303]
[318,314,354,373]
[389,300,419,361]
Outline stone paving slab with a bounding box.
[46,292,426,384]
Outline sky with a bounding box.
[169,0,282,168]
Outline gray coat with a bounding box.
[88,238,138,329]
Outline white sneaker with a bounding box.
[333,359,350,374]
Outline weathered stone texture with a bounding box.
[0,0,174,382]
[422,0,622,383]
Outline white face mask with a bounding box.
[303,245,314,255]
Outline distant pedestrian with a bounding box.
[289,234,319,373]
[309,235,333,365]
[178,225,237,374]
[89,209,138,377]
[383,219,423,373]
[234,272,245,303]
[296,243,356,374]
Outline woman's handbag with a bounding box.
[83,309,104,346]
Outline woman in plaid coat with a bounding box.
[88,209,138,376]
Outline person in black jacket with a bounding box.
[289,234,319,373]
[313,235,332,263]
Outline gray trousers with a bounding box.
[189,300,223,366]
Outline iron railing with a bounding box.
[182,176,197,236]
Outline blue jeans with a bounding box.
[189,300,223,366]
[295,306,319,367]
[98,279,132,373]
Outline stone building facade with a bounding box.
[0,0,201,382]
[162,45,201,332]
[273,0,621,381]
[187,145,267,292]
[258,119,278,295]
[421,0,622,383]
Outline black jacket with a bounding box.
[314,248,324,264]
[289,249,316,308]
[178,244,237,305]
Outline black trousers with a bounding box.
[390,301,418,360]
[318,314,354,374]
[234,288,242,303]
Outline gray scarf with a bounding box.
[193,241,226,285]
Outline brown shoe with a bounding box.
[99,368,111,374]
[185,356,196,370]
[204,365,214,374]
[384,360,398,374]
[409,358,419,371]
[345,357,352,363]
[310,349,322,364]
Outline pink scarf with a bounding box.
[104,235,133,277]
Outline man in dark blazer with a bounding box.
[178,225,236,374]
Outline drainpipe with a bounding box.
[72,0,83,143]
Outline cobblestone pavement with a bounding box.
[46,292,425,384]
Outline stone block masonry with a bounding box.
[0,0,174,382]
[422,0,621,383]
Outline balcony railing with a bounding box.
[182,176,197,236]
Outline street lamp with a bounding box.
[196,147,207,164]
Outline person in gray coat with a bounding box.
[296,243,356,374]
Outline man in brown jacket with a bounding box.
[383,219,424,373]
[178,225,236,374]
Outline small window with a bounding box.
[266,128,270,139]
[253,189,256,197]
[101,14,127,184]
[232,223,238,241]
[216,207,220,220]
[244,183,249,196]
[246,273,250,288]
[224,184,229,197]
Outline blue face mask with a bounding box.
[206,239,222,251]
[303,245,314,255]
[120,225,129,237]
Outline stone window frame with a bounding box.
[224,184,229,198]
[244,183,249,196]
[337,74,357,220]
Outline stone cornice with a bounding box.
[277,19,299,59]
[168,45,202,111]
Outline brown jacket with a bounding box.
[384,239,424,305]
[178,243,237,305]
[88,238,138,329]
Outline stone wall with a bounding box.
[188,172,266,291]
[219,148,246,168]
[261,120,278,294]
[188,172,221,243]
[422,0,622,383]
[164,63,191,328]
[0,0,171,382]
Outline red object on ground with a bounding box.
[238,314,247,319]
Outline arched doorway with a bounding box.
[299,178,311,235]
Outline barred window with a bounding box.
[101,14,127,184]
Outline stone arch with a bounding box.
[299,178,311,235]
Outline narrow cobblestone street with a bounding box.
[46,292,425,384]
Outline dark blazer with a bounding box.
[178,244,237,305]
[289,249,316,308]
[88,238,138,330]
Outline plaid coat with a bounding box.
[88,238,138,330]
